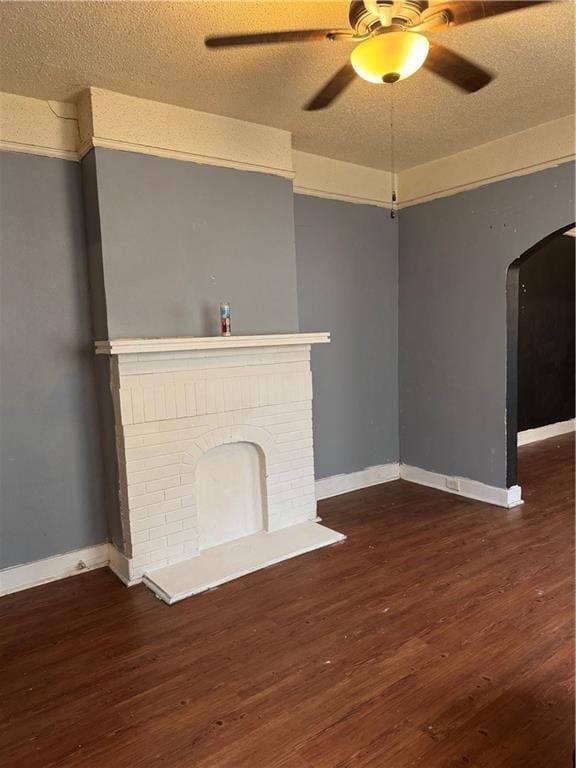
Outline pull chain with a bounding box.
[390,82,397,220]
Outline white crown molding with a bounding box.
[0,91,79,160]
[0,139,78,162]
[398,115,576,208]
[517,418,575,446]
[1,89,572,206]
[315,463,400,500]
[77,87,294,178]
[293,150,394,208]
[399,464,523,508]
[0,543,109,596]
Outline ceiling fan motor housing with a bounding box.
[350,0,429,34]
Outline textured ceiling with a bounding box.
[0,1,574,170]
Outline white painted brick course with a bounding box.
[164,543,187,562]
[131,498,182,520]
[127,482,147,498]
[129,491,165,509]
[127,465,180,485]
[131,512,167,532]
[291,475,316,490]
[148,521,183,540]
[146,476,181,493]
[167,528,197,546]
[165,506,196,524]
[126,454,182,473]
[266,418,313,432]
[164,483,196,501]
[276,429,313,444]
[276,446,314,463]
[124,422,161,437]
[137,536,168,553]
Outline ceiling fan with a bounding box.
[205,1,547,110]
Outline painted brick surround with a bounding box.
[97,334,330,583]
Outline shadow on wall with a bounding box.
[506,222,575,488]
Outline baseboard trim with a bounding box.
[517,419,575,446]
[0,543,110,596]
[0,454,529,598]
[399,464,523,508]
[315,463,400,500]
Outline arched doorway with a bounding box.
[506,222,575,487]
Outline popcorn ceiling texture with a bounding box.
[0,1,574,170]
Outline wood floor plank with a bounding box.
[1,434,573,767]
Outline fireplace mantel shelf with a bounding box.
[95,332,330,356]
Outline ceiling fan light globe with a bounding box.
[350,32,430,84]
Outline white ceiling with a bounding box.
[0,1,574,170]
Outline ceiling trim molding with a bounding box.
[293,150,394,208]
[0,91,79,160]
[0,139,78,162]
[398,115,575,208]
[78,135,295,178]
[1,89,573,206]
[77,88,295,179]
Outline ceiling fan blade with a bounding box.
[423,43,493,93]
[423,1,548,30]
[205,29,349,48]
[304,62,357,111]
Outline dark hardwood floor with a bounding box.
[1,435,574,768]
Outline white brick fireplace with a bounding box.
[96,334,344,603]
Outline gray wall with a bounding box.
[81,148,302,551]
[399,162,575,488]
[0,151,108,568]
[80,151,123,548]
[3,144,571,571]
[295,195,399,479]
[90,148,300,338]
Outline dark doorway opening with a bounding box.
[506,223,575,487]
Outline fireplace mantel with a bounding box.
[95,332,330,356]
[95,329,343,602]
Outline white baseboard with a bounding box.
[315,463,400,500]
[0,543,110,596]
[399,464,523,508]
[0,452,529,598]
[313,461,521,509]
[517,419,575,446]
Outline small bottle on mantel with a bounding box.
[220,302,231,337]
